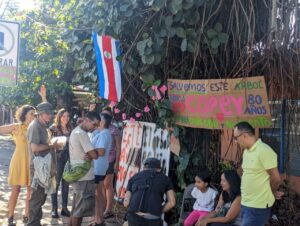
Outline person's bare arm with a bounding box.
[197,196,241,226]
[114,135,121,170]
[123,191,132,208]
[195,193,224,226]
[0,124,18,134]
[162,190,176,213]
[86,148,105,160]
[31,141,61,153]
[38,85,47,102]
[267,167,282,194]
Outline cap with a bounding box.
[35,102,54,115]
[144,158,161,169]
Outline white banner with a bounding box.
[115,121,171,200]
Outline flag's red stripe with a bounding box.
[102,36,118,102]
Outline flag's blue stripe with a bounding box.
[93,32,105,99]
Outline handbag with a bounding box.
[63,160,91,183]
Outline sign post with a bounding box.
[0,20,20,86]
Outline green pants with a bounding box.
[27,184,47,226]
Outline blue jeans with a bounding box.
[51,150,69,209]
[241,205,271,226]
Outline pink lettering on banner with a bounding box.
[231,96,243,116]
[184,95,245,116]
[219,96,231,115]
[208,96,218,112]
[197,96,207,113]
[186,95,198,113]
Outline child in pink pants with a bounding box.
[184,170,218,226]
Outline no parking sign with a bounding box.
[0,20,20,86]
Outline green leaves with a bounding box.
[152,0,167,11]
[175,27,186,38]
[169,0,183,14]
[207,29,217,39]
[164,15,173,27]
[182,0,194,10]
[181,38,187,51]
[143,54,155,64]
[218,32,229,43]
[211,38,220,48]
[137,39,148,55]
[206,22,229,49]
[214,22,222,33]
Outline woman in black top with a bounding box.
[50,108,72,218]
[196,170,242,226]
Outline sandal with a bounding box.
[8,216,16,226]
[88,222,106,226]
[23,215,29,223]
[103,211,115,219]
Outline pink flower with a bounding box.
[151,85,158,90]
[155,88,162,100]
[114,108,120,114]
[216,113,225,122]
[110,101,116,107]
[135,112,141,118]
[130,117,136,123]
[144,105,150,112]
[122,113,127,120]
[159,85,167,95]
[151,96,156,101]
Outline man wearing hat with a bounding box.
[27,102,61,226]
[123,157,176,226]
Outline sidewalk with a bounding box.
[0,136,124,226]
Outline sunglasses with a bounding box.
[233,132,248,141]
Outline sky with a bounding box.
[0,0,36,12]
[15,0,36,10]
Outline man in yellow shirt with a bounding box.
[233,121,282,226]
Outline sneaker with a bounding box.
[103,211,115,219]
[51,209,59,218]
[61,208,71,217]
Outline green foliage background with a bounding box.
[1,1,300,223]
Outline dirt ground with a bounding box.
[0,135,125,226]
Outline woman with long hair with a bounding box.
[196,169,242,226]
[49,108,72,218]
[101,106,121,219]
[0,105,36,226]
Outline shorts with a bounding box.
[95,175,106,184]
[71,180,95,217]
[106,162,115,175]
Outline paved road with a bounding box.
[0,136,124,226]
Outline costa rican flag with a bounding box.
[93,33,122,102]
